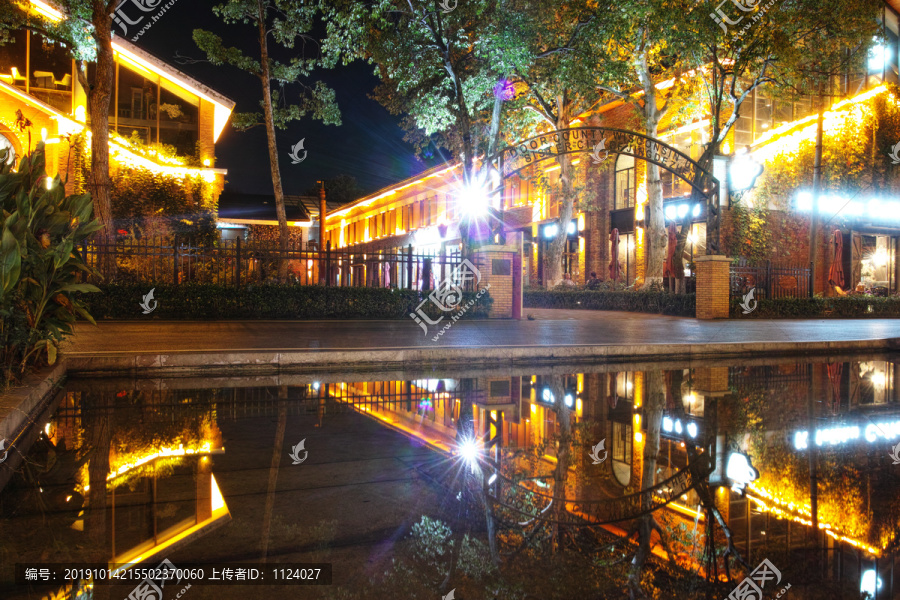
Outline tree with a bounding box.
[597,0,699,289]
[669,0,879,280]
[499,0,625,287]
[320,0,511,258]
[0,0,118,234]
[194,0,340,279]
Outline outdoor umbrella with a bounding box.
[664,223,677,278]
[827,229,845,291]
[609,228,621,281]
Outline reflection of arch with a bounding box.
[0,126,22,167]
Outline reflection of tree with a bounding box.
[668,369,747,583]
[82,392,113,600]
[628,370,677,598]
[260,385,289,562]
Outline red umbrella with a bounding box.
[609,228,621,281]
[827,229,845,290]
[664,223,677,278]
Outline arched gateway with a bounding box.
[487,127,723,254]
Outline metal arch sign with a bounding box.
[488,126,722,253]
[491,127,716,194]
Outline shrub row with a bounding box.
[732,295,900,318]
[524,289,696,317]
[82,283,493,320]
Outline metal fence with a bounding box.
[80,236,463,289]
[730,258,813,299]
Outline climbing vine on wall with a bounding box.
[755,83,900,213]
[727,204,773,263]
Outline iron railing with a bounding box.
[730,258,812,299]
[80,236,462,289]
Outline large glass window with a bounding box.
[116,62,158,145]
[0,29,27,90]
[614,154,635,210]
[29,33,73,113]
[158,77,199,155]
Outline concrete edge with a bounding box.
[63,338,900,377]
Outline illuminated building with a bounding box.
[0,1,234,205]
[322,9,899,289]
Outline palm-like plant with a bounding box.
[0,142,102,382]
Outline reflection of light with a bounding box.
[663,417,673,432]
[45,177,53,190]
[487,473,497,485]
[108,442,216,480]
[873,248,888,268]
[44,423,51,435]
[725,452,758,489]
[871,370,886,389]
[564,393,574,407]
[861,569,883,596]
[634,432,643,443]
[211,473,226,511]
[687,422,698,438]
[457,437,479,466]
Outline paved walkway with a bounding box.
[65,308,900,354]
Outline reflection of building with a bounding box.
[0,1,233,202]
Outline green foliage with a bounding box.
[0,143,100,384]
[731,295,900,318]
[193,2,341,132]
[525,289,695,316]
[755,84,900,212]
[82,283,492,320]
[727,204,772,262]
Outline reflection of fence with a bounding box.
[730,259,812,299]
[81,236,462,288]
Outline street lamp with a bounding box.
[728,147,764,205]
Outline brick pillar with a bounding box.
[694,255,733,319]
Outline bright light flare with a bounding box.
[456,180,491,217]
[456,437,480,468]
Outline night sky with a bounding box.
[132,1,438,197]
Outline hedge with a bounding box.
[524,289,696,317]
[731,295,900,318]
[81,283,493,320]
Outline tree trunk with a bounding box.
[544,101,576,288]
[257,0,289,281]
[87,0,115,237]
[628,371,664,597]
[643,157,666,289]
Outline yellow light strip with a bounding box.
[108,442,222,480]
[328,163,460,221]
[751,85,888,154]
[30,0,63,21]
[747,483,880,556]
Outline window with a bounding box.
[614,154,636,210]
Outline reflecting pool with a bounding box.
[2,354,900,599]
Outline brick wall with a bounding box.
[474,249,516,318]
[695,256,731,319]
